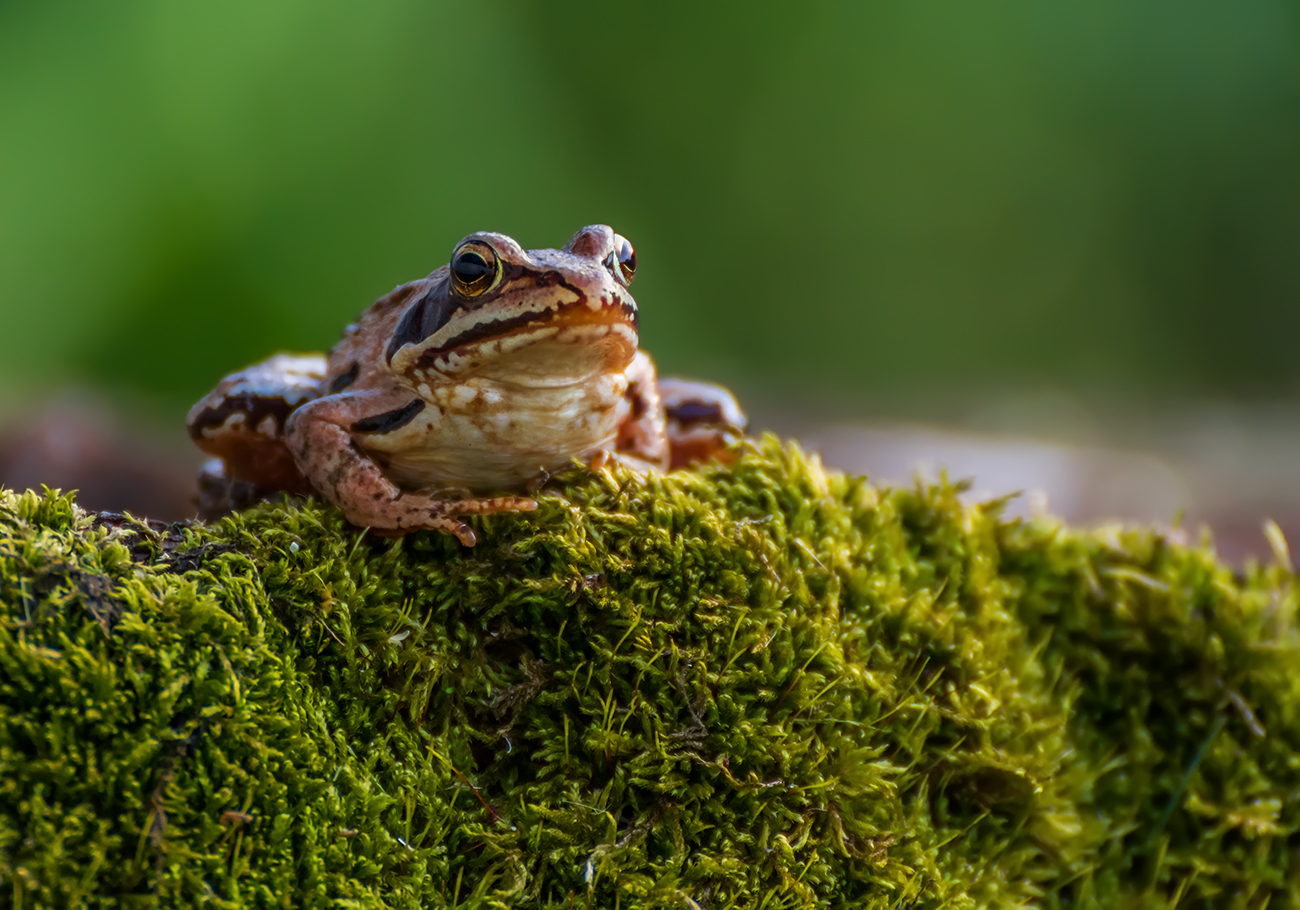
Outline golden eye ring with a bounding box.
[450,241,500,298]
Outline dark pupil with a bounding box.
[453,252,491,284]
[618,242,637,275]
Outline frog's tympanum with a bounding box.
[188,226,746,545]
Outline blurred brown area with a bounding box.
[2,393,1294,566]
[0,395,201,522]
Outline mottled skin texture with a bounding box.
[189,225,745,546]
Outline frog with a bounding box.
[187,225,746,546]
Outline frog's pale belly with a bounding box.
[364,374,630,490]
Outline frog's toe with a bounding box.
[423,496,538,547]
[434,517,478,547]
[444,496,538,517]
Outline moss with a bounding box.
[1,436,1297,908]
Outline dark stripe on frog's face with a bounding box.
[350,398,426,434]
[328,361,360,393]
[385,275,457,365]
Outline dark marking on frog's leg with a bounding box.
[667,400,726,425]
[187,393,295,441]
[187,353,326,439]
[614,350,670,470]
[659,378,747,470]
[328,361,360,393]
[350,399,426,434]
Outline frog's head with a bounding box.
[386,226,639,386]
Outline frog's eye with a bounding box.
[450,242,500,298]
[605,235,637,286]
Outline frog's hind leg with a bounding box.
[187,352,327,500]
[658,378,748,469]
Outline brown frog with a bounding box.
[188,225,745,545]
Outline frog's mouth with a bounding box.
[414,299,639,378]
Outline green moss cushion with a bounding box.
[1,438,1297,908]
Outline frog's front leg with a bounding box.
[284,392,535,546]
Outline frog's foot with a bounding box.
[330,490,538,546]
[658,378,748,470]
[417,494,539,547]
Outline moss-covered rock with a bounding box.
[1,437,1297,908]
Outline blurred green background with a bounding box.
[2,0,1298,425]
